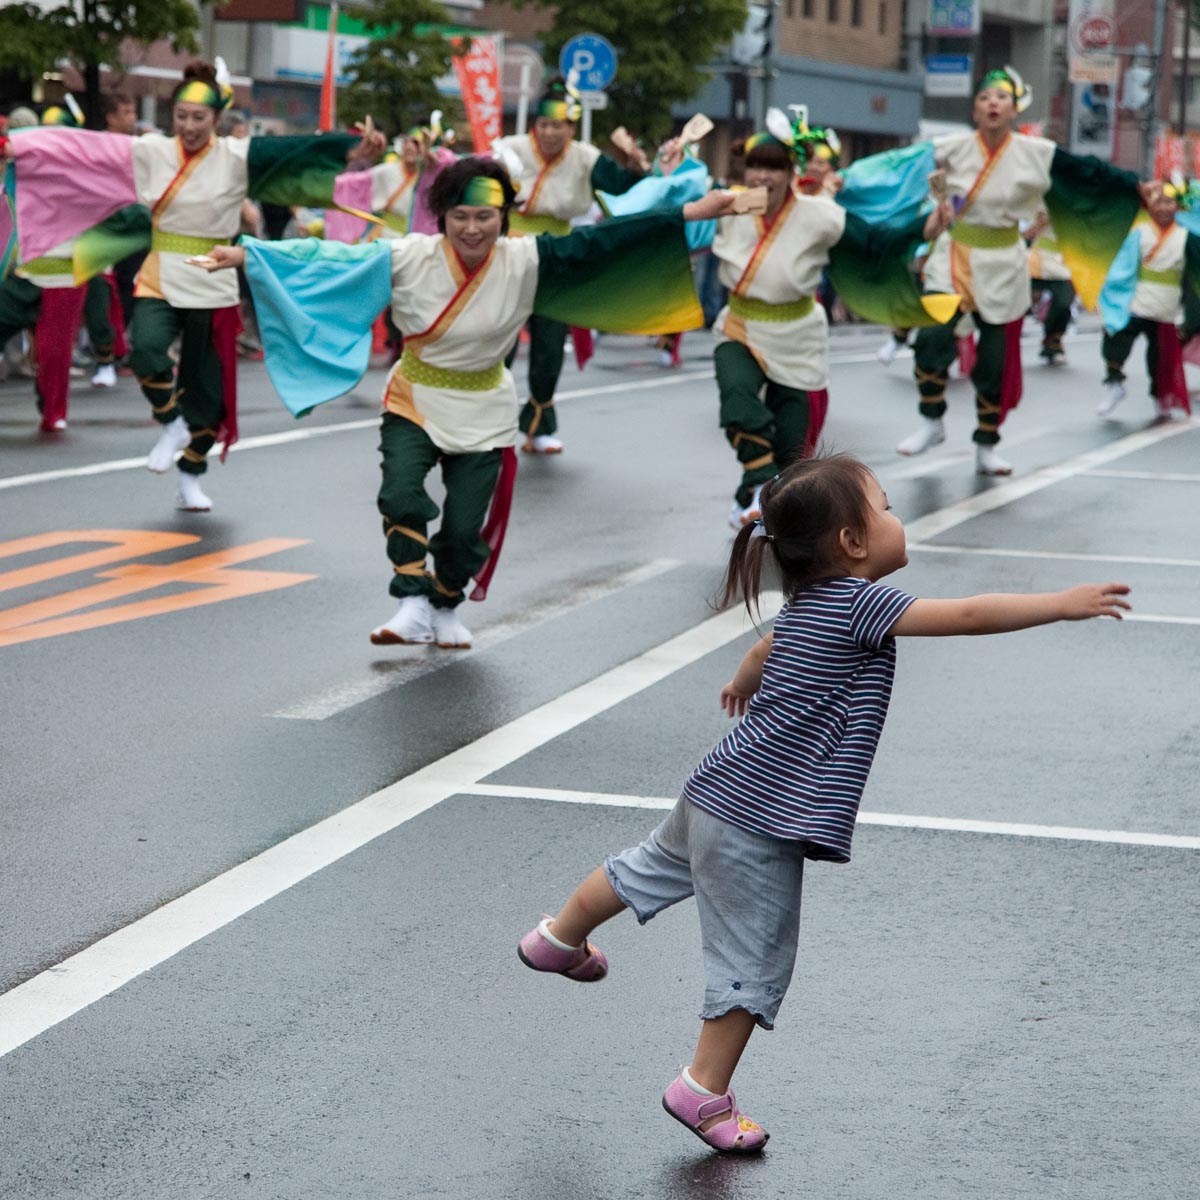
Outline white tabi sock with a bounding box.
[682,1066,718,1097]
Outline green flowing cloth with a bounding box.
[828,212,960,329]
[247,134,362,208]
[1045,148,1142,312]
[533,209,703,335]
[72,205,152,283]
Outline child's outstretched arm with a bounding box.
[720,633,773,716]
[890,583,1131,637]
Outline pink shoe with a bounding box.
[662,1073,769,1154]
[517,918,608,982]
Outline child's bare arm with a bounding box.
[720,633,773,716]
[890,584,1131,637]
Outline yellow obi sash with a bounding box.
[399,347,504,391]
[1138,266,1183,287]
[508,212,571,238]
[728,293,815,323]
[1034,237,1059,254]
[150,232,231,256]
[949,224,1020,249]
[19,257,74,277]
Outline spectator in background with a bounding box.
[103,92,137,136]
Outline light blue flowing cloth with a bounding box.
[597,158,714,250]
[838,140,936,228]
[1096,227,1142,334]
[242,236,393,417]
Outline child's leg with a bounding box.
[519,797,696,980]
[548,866,626,947]
[689,1009,758,1096]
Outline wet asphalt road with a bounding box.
[1,322,1197,1198]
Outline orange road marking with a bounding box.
[0,530,200,593]
[0,536,315,647]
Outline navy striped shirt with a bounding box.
[683,577,915,862]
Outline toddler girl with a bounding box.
[518,452,1130,1154]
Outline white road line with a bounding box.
[909,544,1200,569]
[0,418,382,491]
[0,372,720,493]
[0,593,779,1060]
[904,419,1195,543]
[1085,468,1200,483]
[465,784,1200,850]
[1123,612,1200,626]
[271,558,685,720]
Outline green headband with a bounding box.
[977,65,1031,111]
[457,176,507,208]
[41,106,78,127]
[744,130,795,162]
[537,98,580,122]
[173,80,228,112]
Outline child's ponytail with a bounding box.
[715,453,875,615]
[716,519,773,617]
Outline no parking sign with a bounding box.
[559,34,618,93]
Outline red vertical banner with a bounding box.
[451,37,502,151]
[318,0,339,132]
[1155,134,1168,180]
[1167,134,1186,180]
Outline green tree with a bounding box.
[0,0,199,127]
[513,0,749,142]
[341,0,465,138]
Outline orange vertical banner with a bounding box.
[318,0,339,132]
[452,37,502,151]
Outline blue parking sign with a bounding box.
[559,34,618,93]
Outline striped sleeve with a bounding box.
[848,581,916,649]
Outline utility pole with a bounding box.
[1145,0,1170,175]
[1179,0,1192,136]
[759,0,778,125]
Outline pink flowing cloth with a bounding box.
[1155,322,1191,413]
[469,447,518,602]
[11,128,135,262]
[326,149,456,244]
[325,172,374,244]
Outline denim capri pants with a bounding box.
[604,795,806,1030]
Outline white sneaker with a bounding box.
[147,415,190,473]
[430,605,473,649]
[44,418,67,432]
[370,596,434,646]
[896,417,946,457]
[91,364,117,388]
[523,433,564,454]
[1097,381,1125,417]
[658,349,674,368]
[175,472,212,512]
[975,445,1013,476]
[876,337,901,366]
[727,485,764,530]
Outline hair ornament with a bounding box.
[1162,173,1193,209]
[538,75,583,123]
